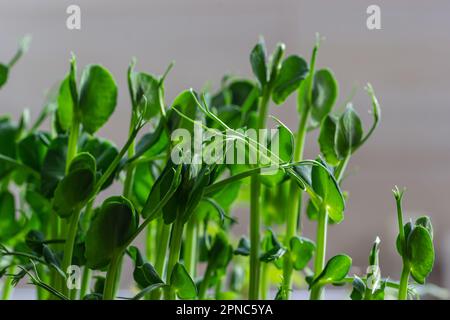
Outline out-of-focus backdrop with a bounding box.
[1,0,450,291]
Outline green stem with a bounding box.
[248,88,271,300]
[398,264,410,300]
[310,205,328,300]
[146,222,153,262]
[150,221,171,300]
[198,266,213,300]
[65,117,80,172]
[184,218,197,278]
[60,208,82,297]
[79,267,91,299]
[260,263,269,300]
[334,153,351,183]
[1,266,15,300]
[165,219,185,300]
[103,254,121,300]
[282,105,311,299]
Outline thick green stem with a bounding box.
[260,263,269,300]
[79,267,91,299]
[198,266,213,300]
[103,254,121,300]
[60,208,82,297]
[184,218,197,278]
[310,205,328,300]
[146,222,154,262]
[398,264,410,300]
[1,266,15,300]
[282,105,311,298]
[150,221,171,300]
[165,219,185,300]
[248,89,271,300]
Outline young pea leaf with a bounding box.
[336,104,363,158]
[132,283,167,300]
[130,72,163,120]
[250,38,268,87]
[128,246,164,289]
[127,119,168,165]
[309,69,339,129]
[272,55,308,105]
[85,196,138,269]
[169,89,201,134]
[40,135,67,198]
[79,65,118,134]
[170,262,197,299]
[415,216,433,240]
[310,254,352,288]
[132,163,154,207]
[18,132,49,172]
[53,152,96,218]
[207,232,233,270]
[56,76,75,132]
[369,236,381,267]
[268,42,285,84]
[0,118,18,179]
[0,191,21,242]
[407,225,434,284]
[396,221,413,257]
[142,162,182,221]
[260,121,294,186]
[318,115,340,165]
[260,229,286,263]
[350,275,366,300]
[234,237,251,256]
[289,236,315,270]
[311,158,345,223]
[80,136,119,190]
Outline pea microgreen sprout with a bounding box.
[0,36,439,301]
[393,186,435,300]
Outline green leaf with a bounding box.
[318,115,340,165]
[350,275,365,300]
[132,163,154,207]
[131,72,163,120]
[128,119,168,164]
[85,196,138,269]
[0,64,9,88]
[396,222,412,257]
[0,118,18,178]
[311,158,345,223]
[407,225,434,284]
[79,65,118,134]
[40,136,67,198]
[369,236,381,267]
[170,263,197,299]
[309,69,338,129]
[57,76,75,131]
[260,229,286,263]
[142,162,182,221]
[272,55,308,104]
[128,246,164,289]
[53,152,96,218]
[0,191,20,242]
[18,132,49,172]
[336,104,363,157]
[207,232,233,270]
[80,136,118,190]
[268,43,285,84]
[415,216,433,240]
[234,237,250,256]
[310,254,352,288]
[289,236,315,270]
[250,39,267,86]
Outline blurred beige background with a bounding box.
[1,0,450,290]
